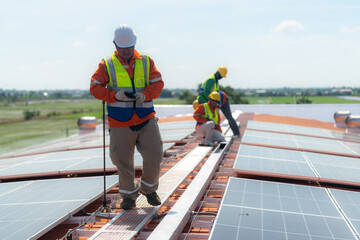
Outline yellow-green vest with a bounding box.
[201,103,219,124]
[104,53,153,122]
[198,74,219,104]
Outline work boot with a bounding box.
[143,192,161,206]
[120,198,136,210]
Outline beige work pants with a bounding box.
[196,121,225,144]
[109,118,163,200]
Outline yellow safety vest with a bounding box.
[201,103,219,124]
[104,53,153,122]
[198,74,219,104]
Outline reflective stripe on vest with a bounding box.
[202,103,219,124]
[104,53,153,122]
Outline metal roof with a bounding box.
[1,106,360,239]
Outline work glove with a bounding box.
[115,89,133,101]
[134,92,146,104]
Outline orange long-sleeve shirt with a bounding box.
[193,103,222,132]
[90,49,164,127]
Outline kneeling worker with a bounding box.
[193,92,225,146]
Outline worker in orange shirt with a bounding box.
[90,24,163,210]
[196,66,240,137]
[193,92,225,146]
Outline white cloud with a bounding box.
[339,26,360,34]
[72,41,84,47]
[271,20,305,33]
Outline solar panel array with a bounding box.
[226,119,360,239]
[0,120,194,179]
[252,120,359,142]
[234,144,360,185]
[210,178,358,239]
[304,152,360,184]
[242,130,360,156]
[0,176,118,240]
[330,189,360,236]
[247,120,335,138]
[234,145,317,179]
[2,120,195,158]
[0,117,196,239]
[247,120,360,145]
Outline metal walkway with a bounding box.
[88,146,212,240]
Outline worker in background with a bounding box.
[193,92,225,146]
[196,66,240,137]
[90,24,163,210]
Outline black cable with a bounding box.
[102,101,107,208]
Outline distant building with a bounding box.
[332,88,352,95]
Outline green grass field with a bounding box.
[0,119,78,155]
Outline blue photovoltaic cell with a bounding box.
[0,143,174,178]
[1,120,192,158]
[0,176,118,240]
[242,130,298,148]
[247,120,360,142]
[342,141,360,156]
[160,128,193,141]
[330,189,360,236]
[247,120,333,138]
[304,152,360,184]
[242,130,359,156]
[234,145,317,178]
[234,156,317,178]
[329,131,360,143]
[236,145,306,162]
[294,135,357,155]
[209,178,357,240]
[158,120,194,130]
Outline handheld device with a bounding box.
[124,91,136,99]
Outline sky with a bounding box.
[0,0,359,90]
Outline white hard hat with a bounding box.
[113,24,137,48]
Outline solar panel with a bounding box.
[160,128,194,141]
[234,145,318,179]
[330,189,360,236]
[295,135,357,155]
[231,104,360,123]
[209,178,357,239]
[342,141,360,156]
[242,130,359,156]
[0,143,174,179]
[0,176,118,240]
[236,145,306,162]
[158,120,194,130]
[304,152,360,184]
[2,121,193,158]
[247,120,334,138]
[242,130,298,149]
